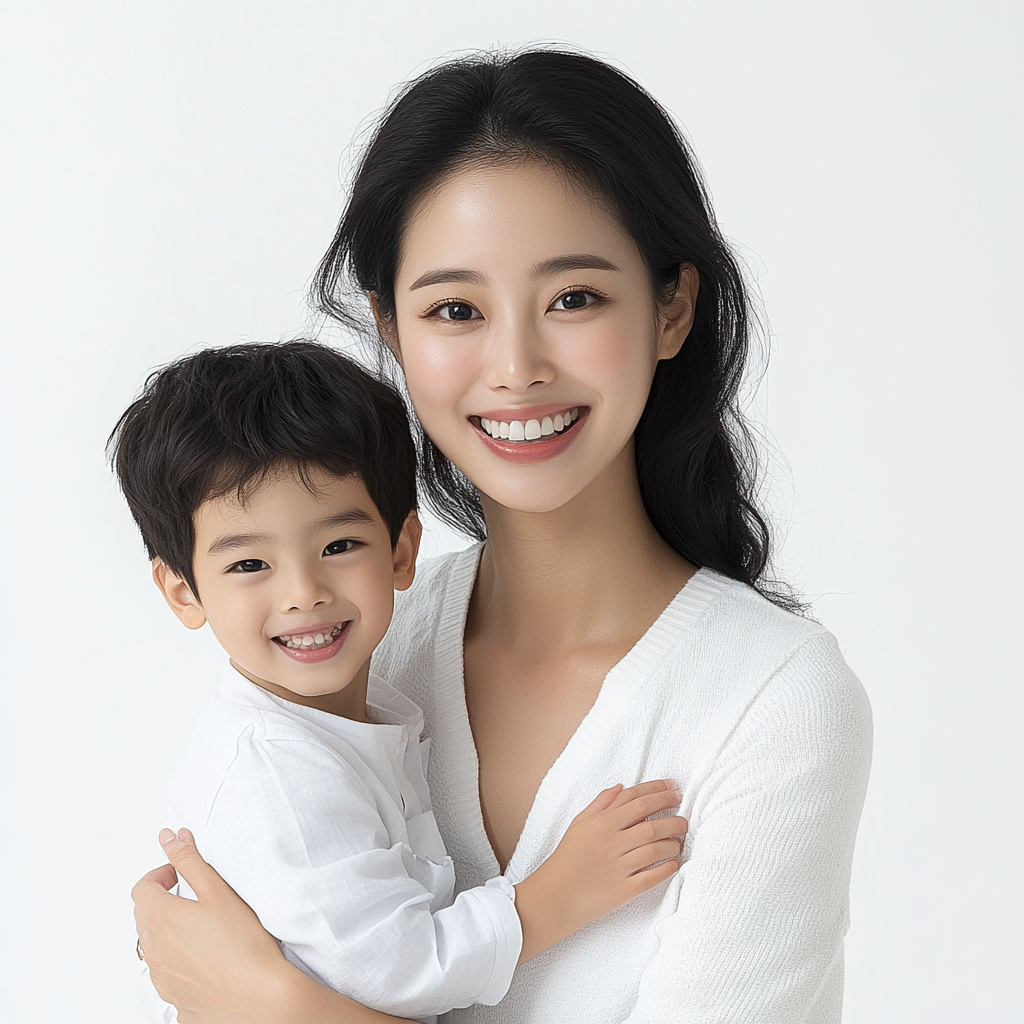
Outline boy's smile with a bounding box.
[153,467,419,720]
[274,621,349,658]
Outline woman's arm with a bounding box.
[133,829,413,1024]
[623,633,872,1024]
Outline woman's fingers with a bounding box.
[157,828,233,904]
[131,862,179,903]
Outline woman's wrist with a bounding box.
[271,960,411,1024]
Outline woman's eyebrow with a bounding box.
[531,253,619,277]
[409,268,487,290]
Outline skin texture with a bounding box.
[133,159,701,1022]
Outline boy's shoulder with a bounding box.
[168,670,357,790]
[164,669,381,829]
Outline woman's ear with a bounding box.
[369,293,402,367]
[656,264,699,361]
[392,511,422,592]
[151,559,207,630]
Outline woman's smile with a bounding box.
[470,406,588,463]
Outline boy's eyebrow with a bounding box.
[314,509,378,531]
[206,509,379,556]
[206,532,274,555]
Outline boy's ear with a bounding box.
[151,559,207,630]
[656,263,699,362]
[369,293,402,367]
[392,511,421,592]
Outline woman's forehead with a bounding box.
[396,159,639,284]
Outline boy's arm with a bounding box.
[133,840,415,1024]
[512,780,687,962]
[198,737,522,1019]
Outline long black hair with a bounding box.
[314,49,798,610]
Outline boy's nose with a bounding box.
[278,567,332,612]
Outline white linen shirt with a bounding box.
[141,666,521,1023]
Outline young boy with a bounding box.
[111,341,684,1023]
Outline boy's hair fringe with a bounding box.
[108,340,417,596]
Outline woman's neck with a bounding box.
[472,445,695,654]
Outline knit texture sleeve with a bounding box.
[624,631,872,1024]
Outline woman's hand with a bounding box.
[133,828,411,1024]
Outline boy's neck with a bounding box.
[229,657,372,723]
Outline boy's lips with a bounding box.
[272,618,352,659]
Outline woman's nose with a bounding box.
[484,314,554,392]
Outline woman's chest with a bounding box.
[461,638,656,872]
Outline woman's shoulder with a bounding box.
[371,543,480,686]
[650,569,870,729]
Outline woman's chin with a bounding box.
[476,473,605,520]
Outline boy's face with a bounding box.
[154,468,419,720]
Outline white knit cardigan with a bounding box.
[371,545,872,1024]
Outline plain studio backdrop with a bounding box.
[1,2,1021,1020]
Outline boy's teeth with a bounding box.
[280,625,344,649]
[481,408,579,443]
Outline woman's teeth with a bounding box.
[479,408,579,442]
[277,625,345,650]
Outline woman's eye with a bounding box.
[323,539,357,556]
[229,559,269,574]
[553,291,597,311]
[435,302,481,322]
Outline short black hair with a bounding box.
[108,340,417,595]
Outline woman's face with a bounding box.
[389,159,695,515]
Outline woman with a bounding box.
[133,49,871,1023]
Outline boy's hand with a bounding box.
[513,780,686,962]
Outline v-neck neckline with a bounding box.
[431,543,729,880]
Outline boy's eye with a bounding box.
[229,559,269,574]
[323,539,357,556]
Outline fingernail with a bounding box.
[178,827,195,846]
[158,828,179,849]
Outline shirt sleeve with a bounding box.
[624,632,872,1024]
[199,733,522,1018]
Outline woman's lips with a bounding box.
[471,407,589,463]
[474,405,583,443]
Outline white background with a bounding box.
[2,2,1022,1020]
